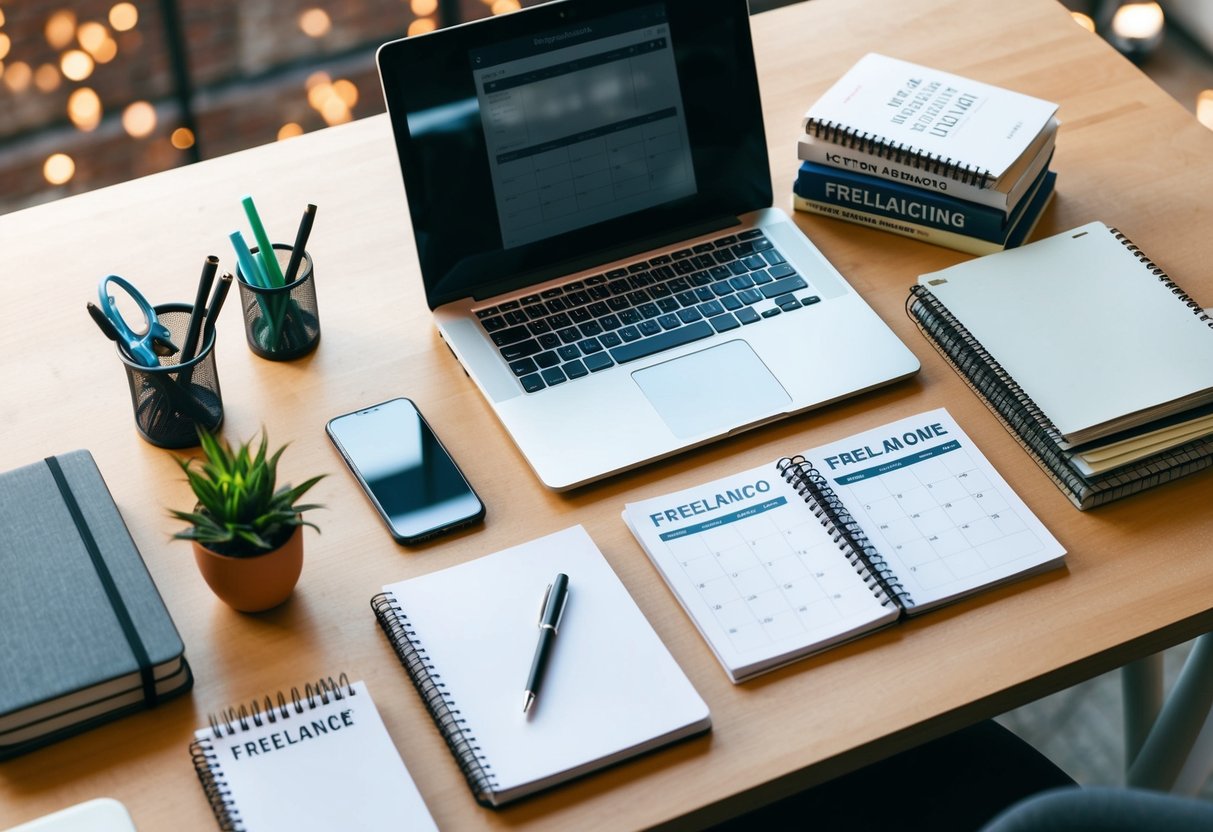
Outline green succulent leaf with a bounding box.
[169,427,325,557]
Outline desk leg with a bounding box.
[1126,634,1213,793]
[1123,652,1163,769]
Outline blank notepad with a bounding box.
[189,678,437,832]
[372,525,711,807]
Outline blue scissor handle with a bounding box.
[99,275,176,367]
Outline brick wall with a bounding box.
[0,0,507,214]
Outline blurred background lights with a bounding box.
[1071,12,1096,33]
[410,0,438,16]
[171,127,195,150]
[1197,90,1213,130]
[306,79,333,110]
[60,50,95,81]
[491,0,521,15]
[78,20,109,54]
[67,87,102,131]
[1112,2,1165,40]
[0,33,10,62]
[122,101,156,138]
[108,2,138,32]
[34,63,61,92]
[43,153,75,186]
[299,9,332,38]
[45,10,77,49]
[277,122,304,141]
[333,78,358,107]
[92,35,118,63]
[321,94,350,124]
[407,18,436,35]
[4,60,30,92]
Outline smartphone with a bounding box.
[326,397,485,544]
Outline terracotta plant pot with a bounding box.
[192,526,304,612]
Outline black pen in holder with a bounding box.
[235,243,321,361]
[118,303,224,448]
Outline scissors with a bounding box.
[98,275,178,367]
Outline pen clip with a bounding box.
[537,583,553,625]
[536,582,571,633]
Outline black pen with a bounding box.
[283,203,317,285]
[180,255,219,363]
[523,572,569,715]
[200,272,233,347]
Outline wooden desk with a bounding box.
[3,0,1213,828]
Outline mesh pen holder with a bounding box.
[119,303,224,448]
[236,244,321,361]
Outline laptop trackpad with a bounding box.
[632,340,791,439]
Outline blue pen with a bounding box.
[229,231,268,288]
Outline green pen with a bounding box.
[241,195,284,287]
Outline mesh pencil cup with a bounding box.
[235,244,321,361]
[119,303,224,448]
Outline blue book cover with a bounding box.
[794,159,1051,242]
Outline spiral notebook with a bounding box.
[909,221,1213,508]
[623,409,1065,682]
[189,676,437,832]
[801,53,1058,197]
[370,525,711,807]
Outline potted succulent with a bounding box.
[171,428,324,612]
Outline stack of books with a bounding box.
[909,222,1213,509]
[0,450,193,760]
[795,53,1060,255]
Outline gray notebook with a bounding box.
[0,450,191,759]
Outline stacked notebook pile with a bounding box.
[795,53,1059,255]
[909,221,1213,509]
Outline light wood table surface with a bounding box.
[4,0,1213,828]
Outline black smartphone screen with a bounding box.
[326,398,484,543]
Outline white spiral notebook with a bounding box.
[371,525,711,807]
[189,676,437,831]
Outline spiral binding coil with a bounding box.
[906,283,1067,448]
[776,456,914,611]
[1110,228,1213,330]
[188,674,356,832]
[370,592,498,807]
[805,118,992,188]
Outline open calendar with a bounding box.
[623,409,1065,682]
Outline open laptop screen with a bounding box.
[377,0,770,308]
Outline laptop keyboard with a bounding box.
[476,229,821,393]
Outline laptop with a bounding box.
[376,0,919,490]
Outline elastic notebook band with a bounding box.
[776,456,914,612]
[44,455,157,706]
[370,593,499,807]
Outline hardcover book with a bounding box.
[795,159,1051,240]
[794,170,1055,256]
[0,450,192,760]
